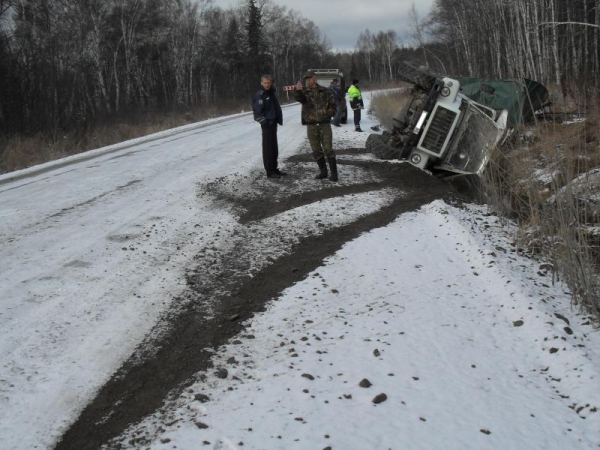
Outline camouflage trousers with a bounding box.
[306,123,335,160]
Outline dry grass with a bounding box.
[484,104,600,322]
[0,102,247,174]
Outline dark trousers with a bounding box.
[353,108,361,126]
[261,123,279,173]
[332,101,342,125]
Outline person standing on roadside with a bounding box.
[348,79,364,132]
[252,74,286,179]
[294,71,339,182]
[328,78,343,127]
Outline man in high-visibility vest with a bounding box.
[347,79,364,132]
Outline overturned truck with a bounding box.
[366,62,549,177]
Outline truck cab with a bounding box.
[405,76,508,175]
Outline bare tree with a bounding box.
[426,0,599,97]
[409,3,428,66]
[373,30,397,82]
[356,29,374,82]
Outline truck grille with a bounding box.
[421,106,457,156]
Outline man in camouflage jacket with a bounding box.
[294,71,339,182]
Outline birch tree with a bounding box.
[356,29,374,82]
[373,30,397,82]
[409,3,428,65]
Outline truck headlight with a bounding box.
[410,153,422,165]
[413,112,428,134]
[441,86,451,97]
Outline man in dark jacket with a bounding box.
[294,71,339,182]
[252,74,286,179]
[328,78,343,127]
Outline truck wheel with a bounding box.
[366,134,400,160]
[397,61,437,91]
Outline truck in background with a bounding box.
[307,68,348,124]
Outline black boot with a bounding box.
[315,158,328,179]
[355,125,363,132]
[327,157,338,182]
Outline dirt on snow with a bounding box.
[55,147,459,449]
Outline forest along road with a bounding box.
[0,102,455,450]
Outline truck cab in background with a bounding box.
[308,69,348,124]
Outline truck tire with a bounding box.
[366,134,400,160]
[397,61,437,91]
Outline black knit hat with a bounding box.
[352,79,359,84]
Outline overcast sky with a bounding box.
[219,0,436,52]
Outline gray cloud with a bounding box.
[218,0,435,52]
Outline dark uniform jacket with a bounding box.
[252,87,283,126]
[293,85,336,124]
[328,83,342,103]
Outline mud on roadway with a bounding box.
[55,146,462,449]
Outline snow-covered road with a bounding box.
[1,96,599,450]
[0,105,309,449]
